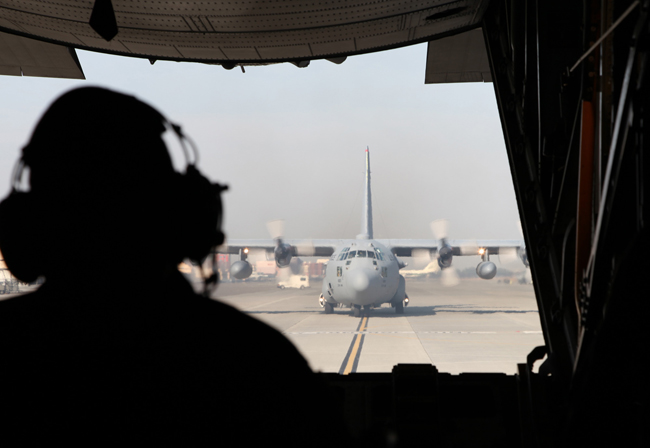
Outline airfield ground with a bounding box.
[213,278,543,374]
[2,277,542,375]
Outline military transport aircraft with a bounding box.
[219,150,528,317]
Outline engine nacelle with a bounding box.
[274,243,292,268]
[231,260,253,280]
[437,245,453,269]
[476,261,497,280]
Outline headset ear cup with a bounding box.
[176,166,224,265]
[0,192,44,283]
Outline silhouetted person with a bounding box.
[0,87,348,445]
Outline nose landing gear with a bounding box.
[351,305,373,317]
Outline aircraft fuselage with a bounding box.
[322,239,401,308]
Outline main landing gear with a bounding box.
[394,295,409,314]
[395,301,404,314]
[320,294,335,314]
[324,301,334,314]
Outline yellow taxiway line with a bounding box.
[342,316,368,375]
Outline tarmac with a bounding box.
[2,276,542,375]
[213,277,543,375]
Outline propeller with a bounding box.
[441,267,460,287]
[266,219,313,273]
[411,248,433,267]
[498,247,520,264]
[430,219,459,287]
[430,219,449,241]
[433,220,481,256]
[516,220,529,267]
[266,219,285,241]
[266,219,292,268]
[496,220,529,266]
[294,240,315,257]
[276,266,293,281]
[459,239,480,256]
[514,220,530,278]
[266,220,315,255]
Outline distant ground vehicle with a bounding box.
[277,276,310,290]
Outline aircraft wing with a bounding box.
[218,239,344,257]
[376,239,525,257]
[219,238,525,258]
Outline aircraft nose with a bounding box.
[348,269,381,306]
[350,270,371,292]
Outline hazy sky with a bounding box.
[0,43,522,267]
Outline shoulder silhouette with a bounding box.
[0,87,349,446]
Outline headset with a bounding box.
[0,88,226,297]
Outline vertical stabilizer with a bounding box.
[357,148,373,239]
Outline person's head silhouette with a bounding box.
[0,88,350,448]
[0,87,224,285]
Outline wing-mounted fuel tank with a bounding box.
[231,248,253,279]
[476,248,497,280]
[476,261,497,279]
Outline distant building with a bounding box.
[303,261,326,279]
[255,261,276,276]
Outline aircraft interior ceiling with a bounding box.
[1,0,649,446]
[0,0,486,65]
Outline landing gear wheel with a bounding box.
[353,306,361,317]
[324,302,334,314]
[395,301,404,314]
